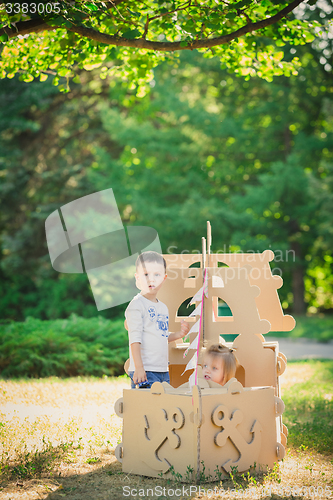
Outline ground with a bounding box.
[0,365,332,500]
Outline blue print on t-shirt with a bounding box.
[157,314,168,337]
[148,306,156,321]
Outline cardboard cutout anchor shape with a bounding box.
[212,404,262,473]
[143,407,185,472]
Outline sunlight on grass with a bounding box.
[282,360,333,454]
[0,375,130,480]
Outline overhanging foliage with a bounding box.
[0,0,327,90]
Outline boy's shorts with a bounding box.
[128,371,170,389]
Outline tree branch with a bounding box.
[68,0,305,51]
[1,18,55,37]
[0,0,304,50]
[105,0,129,6]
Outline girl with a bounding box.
[202,343,238,385]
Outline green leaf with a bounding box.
[303,32,315,43]
[83,61,103,70]
[85,2,99,11]
[19,74,34,82]
[71,11,87,23]
[0,33,9,42]
[48,16,65,26]
[48,16,72,28]
[207,23,218,30]
[122,29,141,40]
[226,12,237,21]
[58,84,70,93]
[127,9,141,18]
[58,68,71,77]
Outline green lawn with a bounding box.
[282,360,333,454]
[272,314,333,342]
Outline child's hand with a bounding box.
[180,320,190,338]
[133,367,147,384]
[167,321,191,343]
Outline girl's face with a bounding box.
[202,354,225,384]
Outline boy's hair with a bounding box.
[205,343,238,384]
[136,251,167,272]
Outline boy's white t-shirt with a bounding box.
[125,293,169,372]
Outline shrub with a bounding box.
[0,315,128,378]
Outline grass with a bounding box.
[282,360,333,453]
[271,313,333,342]
[0,364,332,499]
[0,375,129,484]
[1,439,74,480]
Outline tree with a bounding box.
[0,72,122,320]
[228,160,319,315]
[0,0,326,91]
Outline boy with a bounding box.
[125,251,190,388]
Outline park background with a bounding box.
[1,14,333,376]
[0,1,332,498]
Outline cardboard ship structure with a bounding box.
[114,222,295,480]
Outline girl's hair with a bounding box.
[205,343,238,384]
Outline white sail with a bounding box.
[189,303,202,317]
[183,333,200,358]
[181,351,198,375]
